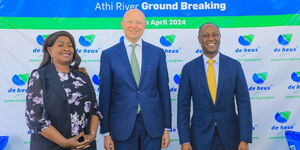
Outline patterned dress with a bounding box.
[25,70,102,136]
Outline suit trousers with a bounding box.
[114,114,162,150]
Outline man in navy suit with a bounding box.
[99,9,171,150]
[177,23,252,150]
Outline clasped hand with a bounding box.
[62,132,96,150]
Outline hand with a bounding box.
[61,132,90,149]
[104,135,114,150]
[238,141,249,150]
[161,130,170,148]
[181,143,192,150]
[73,133,96,150]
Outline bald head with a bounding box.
[122,9,146,23]
[121,9,146,43]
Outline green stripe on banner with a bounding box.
[0,14,299,29]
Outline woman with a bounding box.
[25,31,102,150]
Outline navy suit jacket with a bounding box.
[99,40,171,140]
[177,53,252,150]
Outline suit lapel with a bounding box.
[139,41,151,88]
[116,42,137,88]
[196,55,215,106]
[216,53,228,105]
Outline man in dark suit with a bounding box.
[177,23,252,150]
[99,9,171,150]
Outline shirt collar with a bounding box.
[203,52,220,64]
[124,37,142,48]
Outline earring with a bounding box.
[50,56,53,63]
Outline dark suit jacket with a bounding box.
[99,40,171,140]
[177,53,252,150]
[29,63,97,150]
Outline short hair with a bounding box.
[198,22,220,35]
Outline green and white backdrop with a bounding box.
[0,0,300,149]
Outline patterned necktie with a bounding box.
[130,44,141,113]
[207,59,217,104]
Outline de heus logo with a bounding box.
[271,111,295,131]
[170,74,181,93]
[160,35,176,47]
[8,73,29,93]
[173,74,181,85]
[275,111,291,123]
[278,34,292,46]
[288,72,300,90]
[248,72,271,91]
[12,73,30,86]
[119,36,125,43]
[273,33,296,53]
[36,34,50,46]
[92,74,100,85]
[252,72,268,84]
[79,34,96,47]
[238,34,254,46]
[291,72,300,83]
